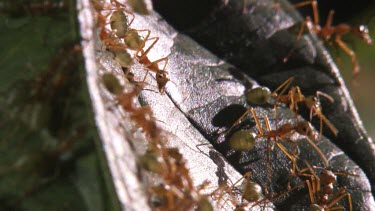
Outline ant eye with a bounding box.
[359,25,368,33]
[303,127,308,132]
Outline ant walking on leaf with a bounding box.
[285,0,373,76]
[107,6,170,93]
[226,107,328,196]
[289,161,354,211]
[272,77,338,139]
[245,77,337,139]
[213,172,269,209]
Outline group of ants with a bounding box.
[93,0,372,210]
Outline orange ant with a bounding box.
[147,147,212,210]
[290,161,354,211]
[101,73,211,209]
[272,77,338,138]
[212,172,268,209]
[133,34,170,93]
[106,8,170,93]
[91,0,135,49]
[101,73,160,139]
[286,0,373,76]
[245,79,337,140]
[214,171,300,210]
[227,107,328,194]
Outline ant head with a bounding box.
[156,71,169,93]
[166,148,182,161]
[305,96,321,110]
[320,170,337,185]
[297,122,319,141]
[296,122,311,134]
[352,25,372,45]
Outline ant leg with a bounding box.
[289,89,296,112]
[305,180,316,204]
[121,8,135,26]
[137,36,159,61]
[270,180,308,203]
[335,37,359,76]
[263,116,274,194]
[292,0,319,25]
[153,59,170,93]
[195,143,211,155]
[307,105,322,140]
[326,188,352,211]
[223,107,254,134]
[271,76,295,97]
[266,138,271,194]
[131,29,151,55]
[325,10,334,29]
[151,57,169,72]
[250,108,264,135]
[319,109,323,140]
[272,77,295,120]
[217,172,251,203]
[295,87,304,111]
[316,91,334,104]
[304,136,329,167]
[275,142,295,163]
[142,69,150,82]
[312,107,338,137]
[240,172,253,199]
[284,18,308,62]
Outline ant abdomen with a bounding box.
[245,86,272,105]
[228,130,257,151]
[101,72,124,95]
[242,180,264,202]
[110,11,129,38]
[124,29,144,51]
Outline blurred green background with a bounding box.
[332,4,375,140]
[0,1,119,210]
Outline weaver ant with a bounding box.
[286,0,373,76]
[101,73,160,139]
[101,72,214,208]
[227,107,328,195]
[272,77,338,138]
[245,79,337,140]
[107,8,170,93]
[212,171,267,209]
[92,0,135,49]
[290,161,354,211]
